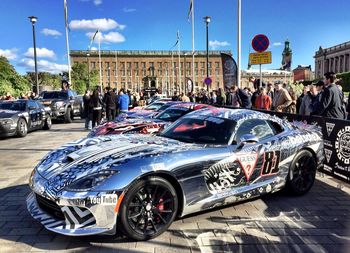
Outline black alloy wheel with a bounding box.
[286,150,317,196]
[120,177,178,240]
[17,118,28,137]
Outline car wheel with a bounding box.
[64,107,73,123]
[43,115,52,130]
[17,118,28,137]
[119,177,178,241]
[286,150,317,196]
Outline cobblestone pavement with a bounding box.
[0,121,349,253]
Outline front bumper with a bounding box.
[26,191,119,236]
[51,107,66,119]
[0,122,17,137]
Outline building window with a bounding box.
[134,62,139,70]
[215,69,220,75]
[92,62,96,69]
[195,62,198,69]
[201,62,205,69]
[141,62,146,69]
[215,62,220,68]
[201,69,205,76]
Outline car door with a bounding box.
[27,101,41,130]
[232,118,281,184]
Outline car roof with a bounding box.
[185,107,286,124]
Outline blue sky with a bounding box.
[1,0,350,75]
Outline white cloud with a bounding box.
[69,18,125,31]
[273,42,282,46]
[87,31,125,44]
[94,0,102,5]
[123,7,136,13]
[209,40,230,50]
[24,48,56,59]
[18,58,68,74]
[41,28,62,37]
[90,46,98,51]
[0,48,18,60]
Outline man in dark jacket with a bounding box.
[103,87,117,121]
[227,85,251,108]
[314,72,346,119]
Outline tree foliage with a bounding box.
[336,72,350,92]
[25,72,62,91]
[0,56,30,96]
[71,62,98,94]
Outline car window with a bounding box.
[160,116,236,145]
[0,101,26,111]
[155,108,189,122]
[28,101,39,110]
[42,91,69,99]
[235,119,275,143]
[267,120,284,135]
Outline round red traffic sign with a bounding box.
[252,34,269,53]
[204,77,212,85]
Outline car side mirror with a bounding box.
[237,134,258,150]
[70,96,74,100]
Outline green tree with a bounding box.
[25,72,62,91]
[0,56,30,96]
[71,62,98,94]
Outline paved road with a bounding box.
[0,121,349,253]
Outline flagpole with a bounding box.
[178,30,182,93]
[64,0,71,85]
[237,0,241,88]
[115,51,118,90]
[171,50,174,95]
[191,0,195,93]
[98,30,102,92]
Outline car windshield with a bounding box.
[157,103,178,111]
[144,102,164,111]
[0,101,26,111]
[160,116,236,145]
[155,108,189,122]
[42,91,69,99]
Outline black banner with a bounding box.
[221,53,237,89]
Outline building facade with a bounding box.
[293,65,314,82]
[241,69,293,88]
[70,50,230,94]
[314,41,350,79]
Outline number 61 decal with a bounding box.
[261,151,280,176]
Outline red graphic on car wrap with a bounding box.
[236,152,259,182]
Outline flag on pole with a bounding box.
[172,30,180,48]
[64,0,70,31]
[188,0,193,22]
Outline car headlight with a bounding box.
[54,101,65,109]
[0,118,14,125]
[65,170,119,191]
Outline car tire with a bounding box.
[16,118,28,137]
[285,150,317,196]
[43,115,52,130]
[119,177,178,241]
[64,107,73,123]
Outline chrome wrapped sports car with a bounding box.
[88,103,212,137]
[0,99,52,138]
[27,108,324,240]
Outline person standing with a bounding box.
[255,87,272,110]
[90,89,103,128]
[118,89,130,113]
[227,85,251,108]
[103,87,117,121]
[83,90,91,130]
[313,72,346,119]
[296,85,309,114]
[299,84,316,116]
[272,81,292,112]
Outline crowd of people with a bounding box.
[170,71,349,120]
[0,91,38,101]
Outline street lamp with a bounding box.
[28,16,39,94]
[86,53,90,89]
[204,16,211,91]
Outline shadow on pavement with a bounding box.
[0,176,349,252]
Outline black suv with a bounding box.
[40,90,83,123]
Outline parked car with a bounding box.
[88,103,212,137]
[39,90,83,123]
[0,99,51,138]
[27,108,323,240]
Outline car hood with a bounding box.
[0,110,21,118]
[89,118,166,136]
[39,99,65,106]
[34,134,200,197]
